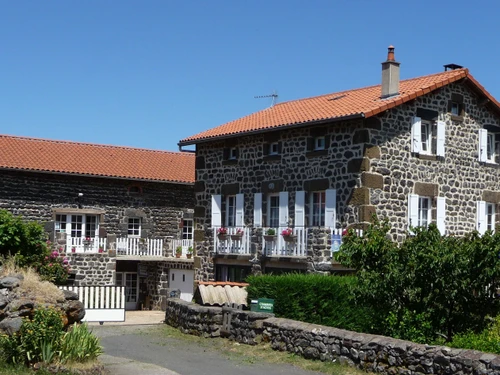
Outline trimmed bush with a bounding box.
[246,273,378,333]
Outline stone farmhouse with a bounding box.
[178,47,500,283]
[0,135,196,310]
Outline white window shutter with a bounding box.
[437,121,446,157]
[279,192,289,227]
[411,117,422,153]
[408,194,419,230]
[253,193,262,228]
[436,197,446,235]
[235,193,244,227]
[325,189,337,229]
[477,200,486,235]
[479,129,488,162]
[211,195,222,228]
[294,191,305,227]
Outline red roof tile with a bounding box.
[179,68,500,145]
[0,135,195,184]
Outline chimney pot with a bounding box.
[381,45,400,99]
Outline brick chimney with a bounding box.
[381,45,400,98]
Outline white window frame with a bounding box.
[267,194,280,228]
[182,219,193,240]
[309,191,326,227]
[269,142,279,155]
[55,213,99,238]
[487,132,497,163]
[314,136,325,151]
[486,203,496,232]
[420,121,432,155]
[417,196,431,228]
[128,217,141,237]
[226,195,236,227]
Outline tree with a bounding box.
[336,220,500,342]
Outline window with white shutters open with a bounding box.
[279,192,289,227]
[294,191,305,228]
[411,116,445,157]
[407,194,433,231]
[211,195,222,228]
[253,193,262,228]
[476,200,496,235]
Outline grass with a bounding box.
[0,257,63,303]
[0,360,103,375]
[157,324,365,375]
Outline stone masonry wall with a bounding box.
[371,82,500,241]
[165,299,500,375]
[193,80,500,280]
[0,170,194,239]
[67,253,115,286]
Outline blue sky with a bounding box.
[1,1,499,152]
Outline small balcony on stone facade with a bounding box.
[170,238,195,258]
[262,227,307,257]
[215,227,251,255]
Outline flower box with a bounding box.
[217,234,228,241]
[263,235,277,242]
[230,234,243,241]
[282,235,297,243]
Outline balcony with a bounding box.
[67,236,107,254]
[116,238,164,257]
[171,239,194,258]
[262,227,307,257]
[215,227,251,255]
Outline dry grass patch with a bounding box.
[0,258,63,304]
[158,325,364,375]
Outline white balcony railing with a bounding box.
[67,236,107,254]
[214,227,250,255]
[116,237,164,257]
[262,227,307,257]
[171,239,194,257]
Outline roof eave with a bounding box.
[178,113,366,146]
[0,167,195,186]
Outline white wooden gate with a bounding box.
[59,286,125,323]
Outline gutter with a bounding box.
[178,113,365,149]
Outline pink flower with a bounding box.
[217,227,228,235]
[62,258,69,264]
[281,228,293,236]
[342,229,348,236]
[45,256,49,260]
[49,263,53,267]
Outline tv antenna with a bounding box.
[254,90,278,107]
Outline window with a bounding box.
[451,102,460,116]
[182,219,193,240]
[226,196,236,227]
[420,121,432,154]
[267,195,279,228]
[310,191,326,227]
[54,213,99,238]
[477,201,496,234]
[487,203,496,232]
[479,129,500,163]
[269,142,279,156]
[128,218,141,237]
[417,197,431,227]
[228,147,237,160]
[314,136,325,151]
[411,117,446,157]
[55,214,67,233]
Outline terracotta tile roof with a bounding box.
[0,135,195,184]
[179,68,500,145]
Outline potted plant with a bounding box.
[98,246,104,253]
[82,236,92,246]
[187,246,194,259]
[217,227,228,240]
[71,246,76,253]
[230,228,244,241]
[263,228,277,242]
[281,228,296,243]
[175,246,183,258]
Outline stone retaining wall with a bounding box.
[165,299,500,375]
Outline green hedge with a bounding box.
[246,273,379,333]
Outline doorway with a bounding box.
[116,272,139,310]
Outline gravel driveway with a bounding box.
[93,322,325,375]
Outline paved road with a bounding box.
[93,323,325,375]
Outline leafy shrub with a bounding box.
[59,323,102,363]
[0,209,48,266]
[336,219,500,343]
[0,307,64,365]
[447,315,500,354]
[0,308,102,367]
[246,273,378,333]
[36,247,70,285]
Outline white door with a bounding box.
[170,269,194,302]
[116,272,139,310]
